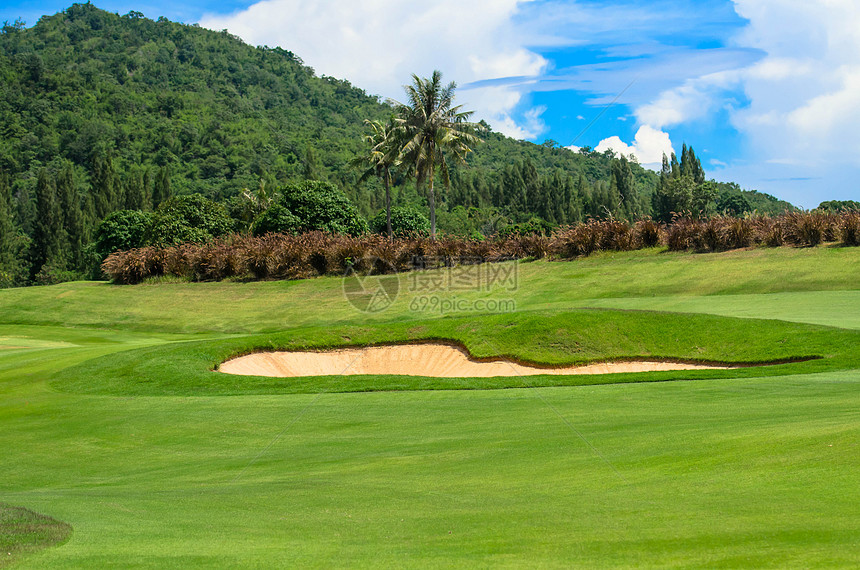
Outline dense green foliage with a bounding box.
[275,180,368,236]
[145,194,233,245]
[369,206,429,237]
[93,209,151,256]
[818,199,860,211]
[0,4,796,287]
[251,203,300,237]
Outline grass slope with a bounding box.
[0,246,858,567]
[0,246,857,334]
[51,309,856,396]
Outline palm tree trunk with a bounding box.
[429,175,436,240]
[384,166,392,240]
[429,148,436,240]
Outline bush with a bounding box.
[841,211,860,246]
[146,194,234,246]
[251,204,301,237]
[94,210,152,258]
[783,211,825,246]
[496,217,553,238]
[101,210,860,285]
[369,206,430,237]
[636,219,662,248]
[726,217,754,249]
[279,180,368,236]
[33,263,83,286]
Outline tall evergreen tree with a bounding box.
[56,161,84,270]
[0,170,22,285]
[652,147,714,222]
[152,166,171,208]
[303,144,322,181]
[31,168,62,277]
[610,157,636,219]
[15,184,36,237]
[124,166,149,211]
[92,152,120,219]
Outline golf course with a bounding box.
[1,244,858,568]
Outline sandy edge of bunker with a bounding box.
[217,342,806,379]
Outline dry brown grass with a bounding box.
[102,211,860,284]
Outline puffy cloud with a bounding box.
[199,0,547,138]
[595,125,674,169]
[634,71,736,129]
[634,0,860,167]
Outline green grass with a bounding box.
[1,246,859,567]
[0,246,857,334]
[51,309,856,396]
[584,290,860,329]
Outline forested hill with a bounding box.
[0,4,790,210]
[0,3,795,285]
[0,3,390,202]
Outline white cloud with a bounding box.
[634,0,860,168]
[634,70,738,128]
[199,0,547,137]
[595,125,674,169]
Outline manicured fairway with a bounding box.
[1,246,859,567]
[0,246,856,333]
[585,290,860,330]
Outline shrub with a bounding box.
[279,180,369,236]
[840,211,860,246]
[597,220,637,251]
[251,204,301,237]
[369,206,430,237]
[783,211,825,246]
[100,210,860,285]
[726,217,754,249]
[94,210,152,258]
[33,263,83,286]
[636,219,662,248]
[553,222,599,258]
[496,217,554,238]
[666,218,701,251]
[146,195,233,246]
[700,217,725,251]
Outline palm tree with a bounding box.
[395,70,481,239]
[352,117,402,239]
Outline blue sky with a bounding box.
[3,0,860,208]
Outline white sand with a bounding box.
[219,343,736,378]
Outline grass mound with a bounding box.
[0,504,71,567]
[50,309,857,396]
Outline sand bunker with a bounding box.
[219,343,741,378]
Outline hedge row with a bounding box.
[102,211,860,284]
